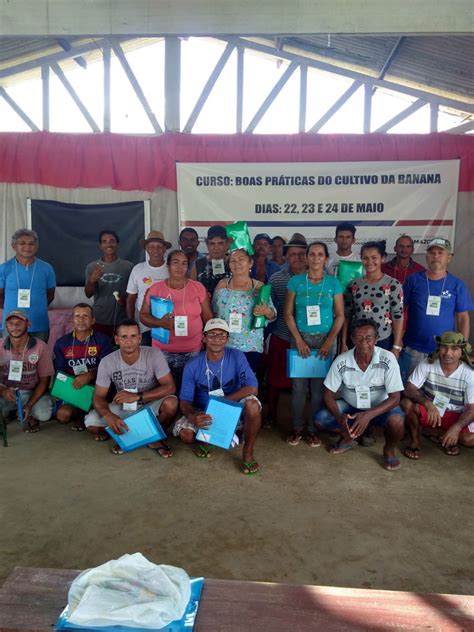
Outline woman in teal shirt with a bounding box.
[284,241,344,446]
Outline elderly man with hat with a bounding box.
[401,331,474,458]
[251,233,280,283]
[403,237,473,374]
[264,234,308,429]
[0,310,53,432]
[84,230,133,339]
[126,231,171,346]
[174,318,262,474]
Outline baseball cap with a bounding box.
[203,318,230,334]
[207,225,228,240]
[5,309,29,322]
[253,233,273,245]
[426,238,451,252]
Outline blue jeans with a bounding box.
[313,400,404,431]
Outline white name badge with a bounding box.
[122,388,138,411]
[8,360,23,381]
[355,385,371,409]
[17,288,31,308]
[73,363,88,376]
[426,295,441,316]
[228,311,243,333]
[174,315,188,337]
[212,259,225,275]
[433,393,450,416]
[306,305,321,326]
[209,388,225,398]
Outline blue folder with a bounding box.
[196,395,243,449]
[105,405,166,452]
[55,576,204,632]
[287,349,332,378]
[150,296,173,344]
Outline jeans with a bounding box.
[0,390,53,422]
[291,332,334,434]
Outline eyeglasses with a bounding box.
[353,335,377,343]
[205,332,228,340]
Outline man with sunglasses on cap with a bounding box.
[403,238,473,373]
[401,331,473,458]
[126,231,171,346]
[251,233,280,283]
[0,310,53,432]
[190,225,230,296]
[174,318,261,475]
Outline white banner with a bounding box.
[177,160,459,254]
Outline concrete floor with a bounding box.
[1,393,473,596]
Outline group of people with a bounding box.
[0,222,472,474]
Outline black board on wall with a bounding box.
[30,199,146,286]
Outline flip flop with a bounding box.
[287,432,303,446]
[70,423,86,432]
[383,455,401,471]
[444,445,460,456]
[329,440,356,455]
[95,431,110,442]
[242,459,259,475]
[148,442,173,459]
[195,444,213,459]
[307,433,322,448]
[25,420,40,433]
[111,443,124,455]
[403,446,421,460]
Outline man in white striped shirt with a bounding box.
[401,331,474,458]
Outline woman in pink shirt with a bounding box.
[140,250,212,391]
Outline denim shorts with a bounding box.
[313,400,404,431]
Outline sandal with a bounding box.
[195,444,213,459]
[95,430,110,442]
[148,442,173,459]
[242,459,259,475]
[444,445,460,456]
[403,446,420,460]
[307,433,322,448]
[287,432,303,446]
[111,443,124,455]
[25,418,40,433]
[383,455,401,471]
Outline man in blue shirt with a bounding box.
[53,303,113,430]
[0,229,56,341]
[175,318,261,474]
[251,233,280,283]
[403,238,472,374]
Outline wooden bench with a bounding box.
[0,567,473,631]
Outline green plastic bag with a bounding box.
[252,284,272,329]
[226,221,254,255]
[337,260,364,288]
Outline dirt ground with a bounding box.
[1,393,473,596]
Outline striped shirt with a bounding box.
[409,360,474,412]
[269,268,293,342]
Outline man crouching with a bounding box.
[85,319,178,457]
[175,318,261,475]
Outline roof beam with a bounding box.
[377,36,405,80]
[236,45,244,133]
[109,39,163,134]
[0,86,39,131]
[57,38,87,69]
[245,61,298,132]
[444,120,474,134]
[224,37,474,115]
[308,80,362,133]
[41,64,49,131]
[183,40,235,133]
[0,38,125,80]
[374,99,426,132]
[50,61,100,132]
[299,64,307,132]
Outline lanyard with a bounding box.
[205,349,225,392]
[120,349,143,392]
[15,259,37,290]
[9,340,29,365]
[72,333,92,359]
[425,272,447,297]
[306,273,326,306]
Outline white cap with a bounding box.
[203,318,230,334]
